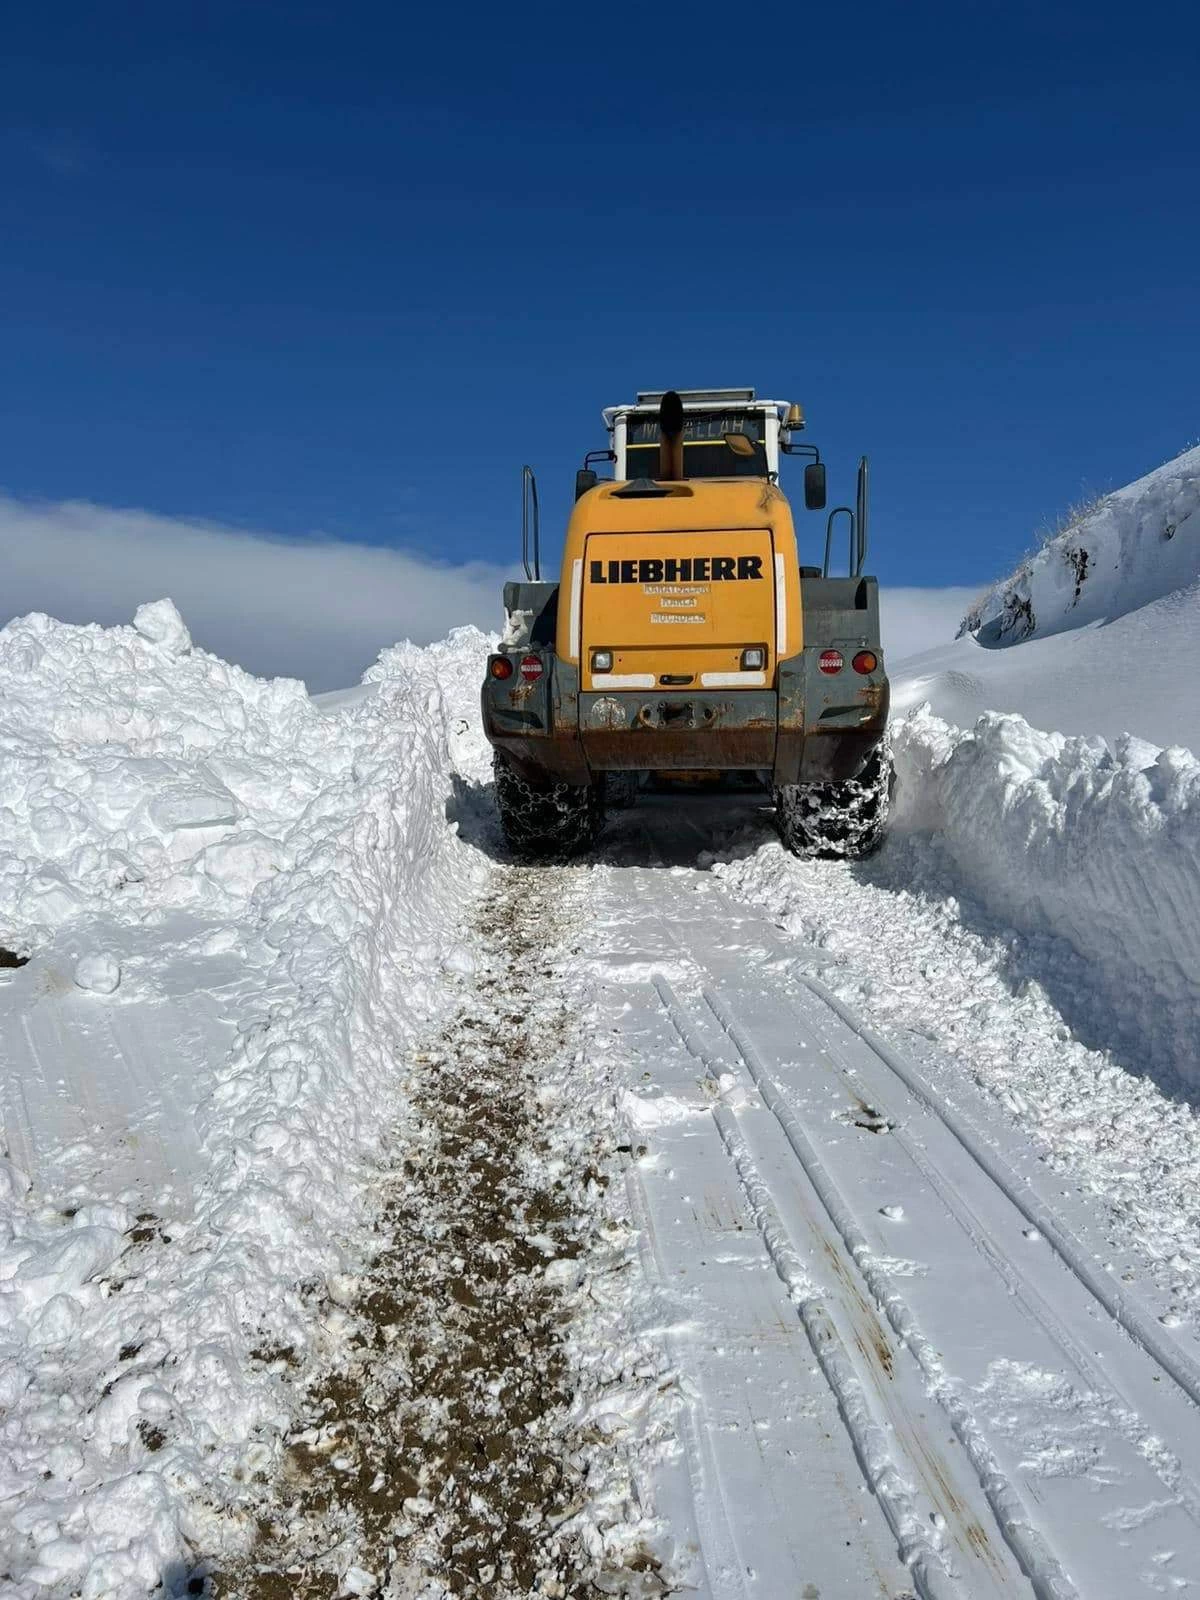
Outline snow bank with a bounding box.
[891,705,1200,1084]
[0,608,495,1596]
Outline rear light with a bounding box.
[818,649,844,675]
[489,656,514,680]
[852,650,878,674]
[740,646,766,671]
[591,649,613,672]
[519,654,544,683]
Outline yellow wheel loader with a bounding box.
[481,388,890,858]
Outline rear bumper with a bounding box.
[482,651,889,787]
[579,690,777,771]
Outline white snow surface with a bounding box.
[0,608,494,1597]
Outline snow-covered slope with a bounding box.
[894,443,1200,750]
[965,443,1200,644]
[0,605,494,1595]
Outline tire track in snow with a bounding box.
[631,816,1061,1592]
[601,802,1200,1591]
[654,973,1003,1600]
[708,1101,964,1600]
[698,984,1077,1600]
[797,976,1200,1529]
[802,974,1200,1420]
[621,1162,751,1600]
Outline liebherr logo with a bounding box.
[588,555,764,584]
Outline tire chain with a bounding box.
[774,735,892,860]
[493,753,605,857]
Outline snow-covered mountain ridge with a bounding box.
[894,443,1200,752]
[963,442,1200,646]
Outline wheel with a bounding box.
[774,742,892,860]
[603,772,641,810]
[492,751,605,858]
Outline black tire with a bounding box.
[774,742,892,860]
[603,772,641,810]
[493,751,605,858]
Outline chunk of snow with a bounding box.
[880,1204,905,1221]
[12,1226,123,1313]
[146,777,241,831]
[132,598,192,655]
[197,830,286,894]
[74,952,121,994]
[617,1088,706,1129]
[442,943,477,976]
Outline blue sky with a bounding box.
[1,1,1197,626]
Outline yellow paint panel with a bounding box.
[582,530,774,690]
[556,479,805,665]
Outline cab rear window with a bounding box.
[626,411,767,478]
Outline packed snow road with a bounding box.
[564,792,1200,1599]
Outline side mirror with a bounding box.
[804,461,827,511]
[575,468,598,501]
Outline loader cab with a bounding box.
[604,388,784,482]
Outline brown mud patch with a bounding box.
[217,867,665,1599]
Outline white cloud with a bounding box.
[0,494,976,690]
[0,495,512,691]
[880,586,978,665]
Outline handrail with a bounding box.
[823,458,871,579]
[521,465,541,581]
[823,508,855,579]
[856,455,870,575]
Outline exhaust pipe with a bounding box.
[657,390,685,481]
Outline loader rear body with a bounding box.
[481,388,890,856]
[486,481,886,785]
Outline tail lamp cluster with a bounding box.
[488,654,544,682]
[819,649,878,676]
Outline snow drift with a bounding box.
[0,606,494,1597]
[891,707,1200,1085]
